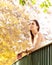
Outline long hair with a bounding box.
[30,20,40,43]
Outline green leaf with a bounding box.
[40,0,52,13]
[31,0,36,5]
[43,8,47,13]
[40,2,45,8]
[19,0,26,6]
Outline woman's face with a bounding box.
[30,21,38,33]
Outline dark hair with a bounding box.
[30,20,40,43]
[33,20,40,31]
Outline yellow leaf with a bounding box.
[0,1,7,7]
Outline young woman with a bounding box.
[29,20,45,49]
[17,20,45,59]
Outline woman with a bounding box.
[17,19,45,59]
[29,20,45,49]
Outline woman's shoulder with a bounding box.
[38,32,45,41]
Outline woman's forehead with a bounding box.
[28,20,35,25]
[29,20,34,23]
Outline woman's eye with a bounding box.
[32,23,34,25]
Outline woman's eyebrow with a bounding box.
[27,20,33,25]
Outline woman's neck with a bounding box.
[32,31,38,37]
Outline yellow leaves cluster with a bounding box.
[0,0,30,65]
[8,15,19,24]
[0,1,6,7]
[0,1,14,10]
[0,40,16,65]
[0,51,16,65]
[0,11,18,65]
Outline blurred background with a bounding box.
[0,0,52,65]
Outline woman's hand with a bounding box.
[17,53,22,59]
